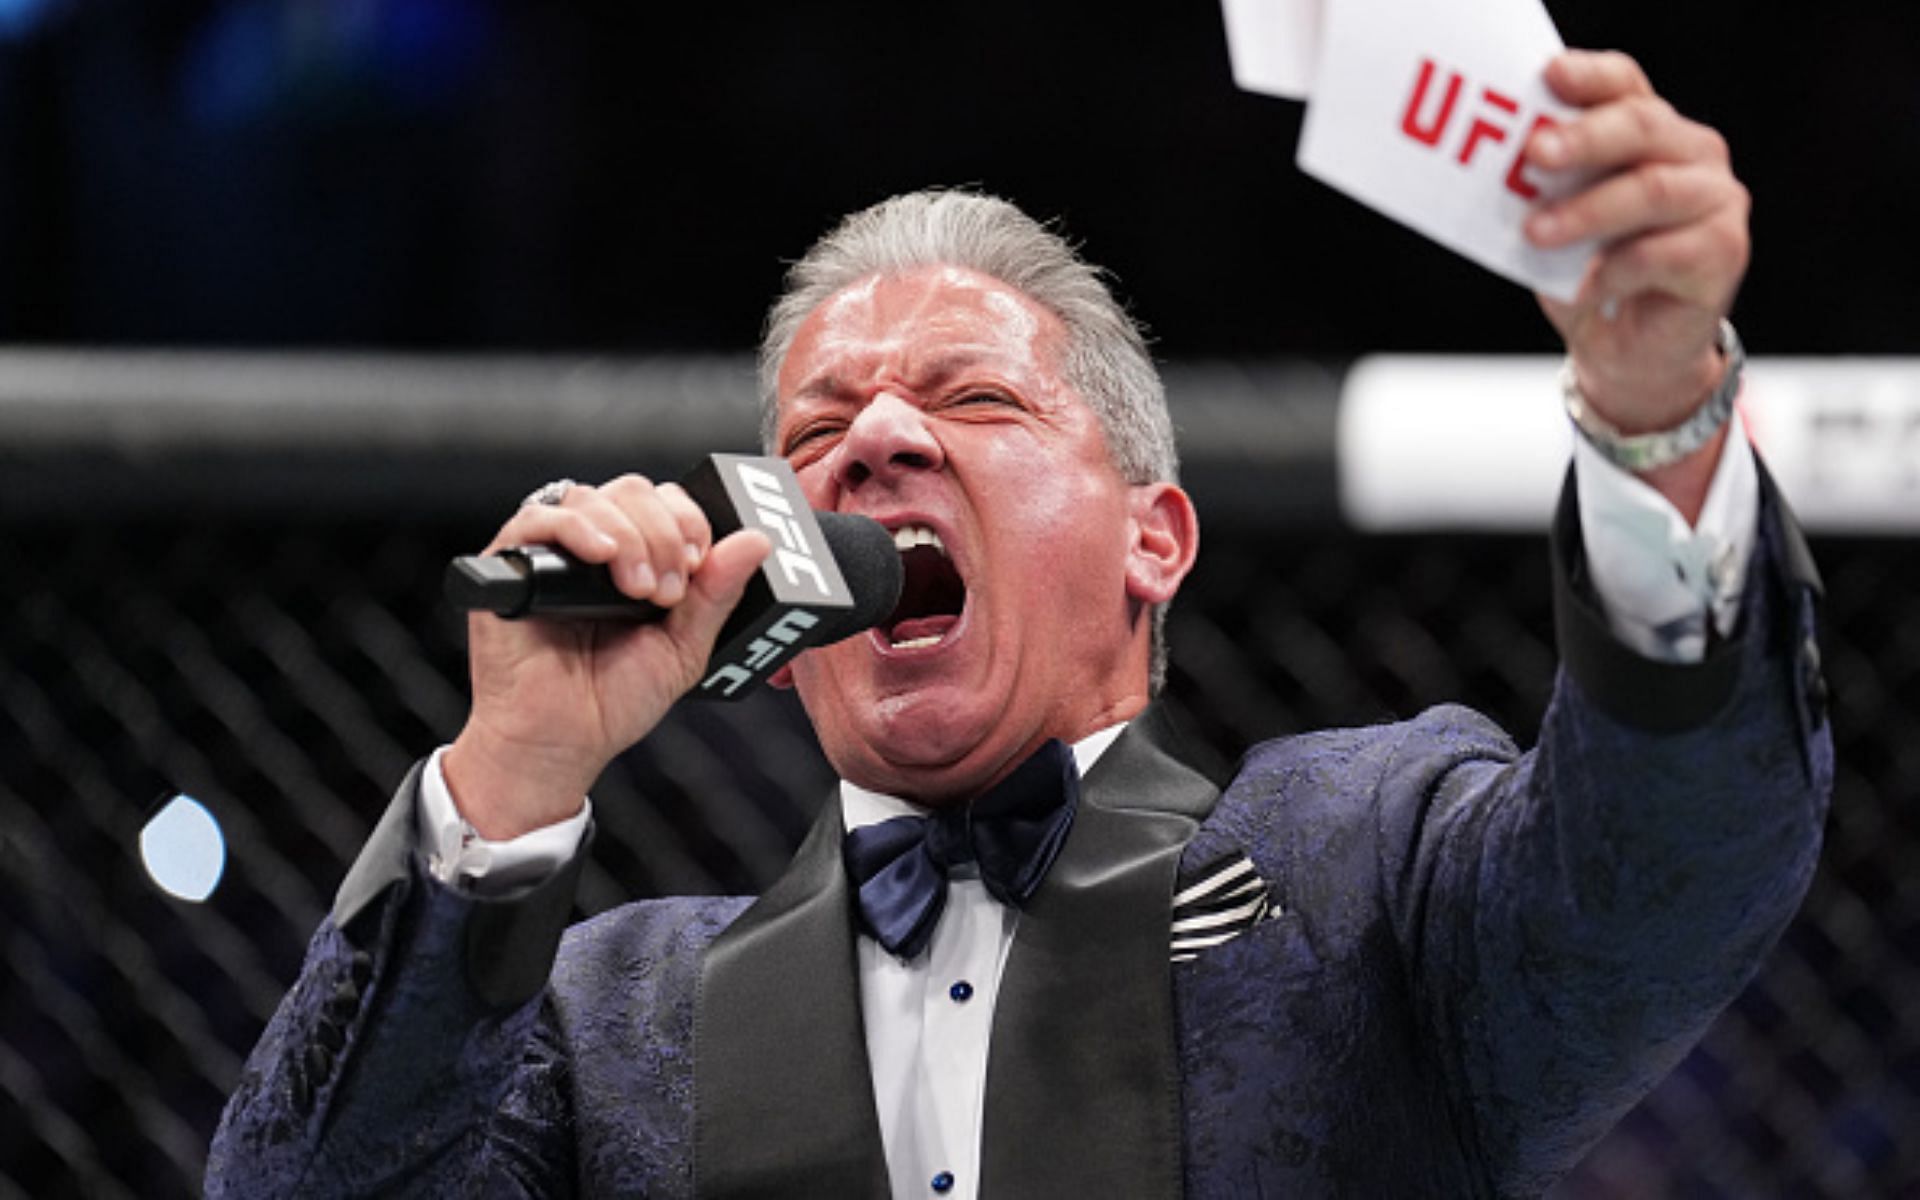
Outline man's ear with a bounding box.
[1125,482,1199,605]
[768,662,796,690]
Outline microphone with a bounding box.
[445,454,902,700]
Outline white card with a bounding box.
[1294,0,1595,300]
[1220,0,1325,100]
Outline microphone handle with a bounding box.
[445,545,668,621]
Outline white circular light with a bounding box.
[139,794,227,902]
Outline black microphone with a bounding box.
[445,454,902,700]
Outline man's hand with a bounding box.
[1524,50,1750,448]
[443,477,771,840]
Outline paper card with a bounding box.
[1220,0,1325,100]
[1294,0,1596,301]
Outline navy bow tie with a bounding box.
[843,738,1081,959]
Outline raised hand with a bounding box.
[1525,50,1750,440]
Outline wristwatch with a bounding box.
[1561,318,1743,472]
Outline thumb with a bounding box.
[665,528,773,652]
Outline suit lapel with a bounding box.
[694,708,1222,1199]
[694,792,889,1200]
[980,707,1222,1198]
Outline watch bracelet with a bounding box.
[1561,318,1743,472]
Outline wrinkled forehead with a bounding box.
[809,266,1048,342]
[775,265,1071,403]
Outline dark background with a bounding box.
[1,2,1916,1197]
[1,1,1916,357]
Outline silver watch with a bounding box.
[1561,318,1743,472]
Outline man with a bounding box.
[209,51,1829,1197]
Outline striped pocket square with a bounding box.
[1170,852,1276,963]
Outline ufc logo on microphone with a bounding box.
[738,462,833,598]
[1400,56,1557,201]
[704,608,821,696]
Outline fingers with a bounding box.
[1527,160,1743,247]
[1525,49,1749,314]
[663,529,774,657]
[483,476,714,606]
[1531,51,1726,186]
[1528,94,1727,179]
[484,494,619,562]
[594,477,704,603]
[1586,217,1749,313]
[653,483,712,568]
[1541,49,1654,108]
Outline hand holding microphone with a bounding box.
[441,456,900,840]
[447,456,900,697]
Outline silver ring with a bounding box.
[521,478,576,508]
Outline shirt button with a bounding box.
[931,1171,955,1193]
[949,980,974,1003]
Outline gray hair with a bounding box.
[757,188,1182,690]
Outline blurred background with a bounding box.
[1,1,1914,1196]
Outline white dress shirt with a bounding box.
[416,433,1762,1199]
[838,723,1125,1200]
[1574,412,1758,661]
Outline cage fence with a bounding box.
[0,359,1914,1198]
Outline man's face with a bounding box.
[774,265,1188,804]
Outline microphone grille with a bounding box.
[813,513,903,644]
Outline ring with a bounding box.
[521,478,575,508]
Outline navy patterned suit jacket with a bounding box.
[208,475,1831,1197]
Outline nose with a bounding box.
[831,392,944,491]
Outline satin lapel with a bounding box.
[694,792,889,1200]
[980,707,1222,1198]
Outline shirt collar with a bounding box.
[840,721,1128,833]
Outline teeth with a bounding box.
[890,525,946,556]
[891,634,942,650]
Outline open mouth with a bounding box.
[882,525,966,650]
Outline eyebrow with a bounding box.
[791,372,852,405]
[914,349,997,390]
[791,348,1005,406]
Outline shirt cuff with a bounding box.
[416,745,593,895]
[1573,410,1760,664]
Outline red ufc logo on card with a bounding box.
[1399,58,1559,201]
[1290,0,1595,300]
